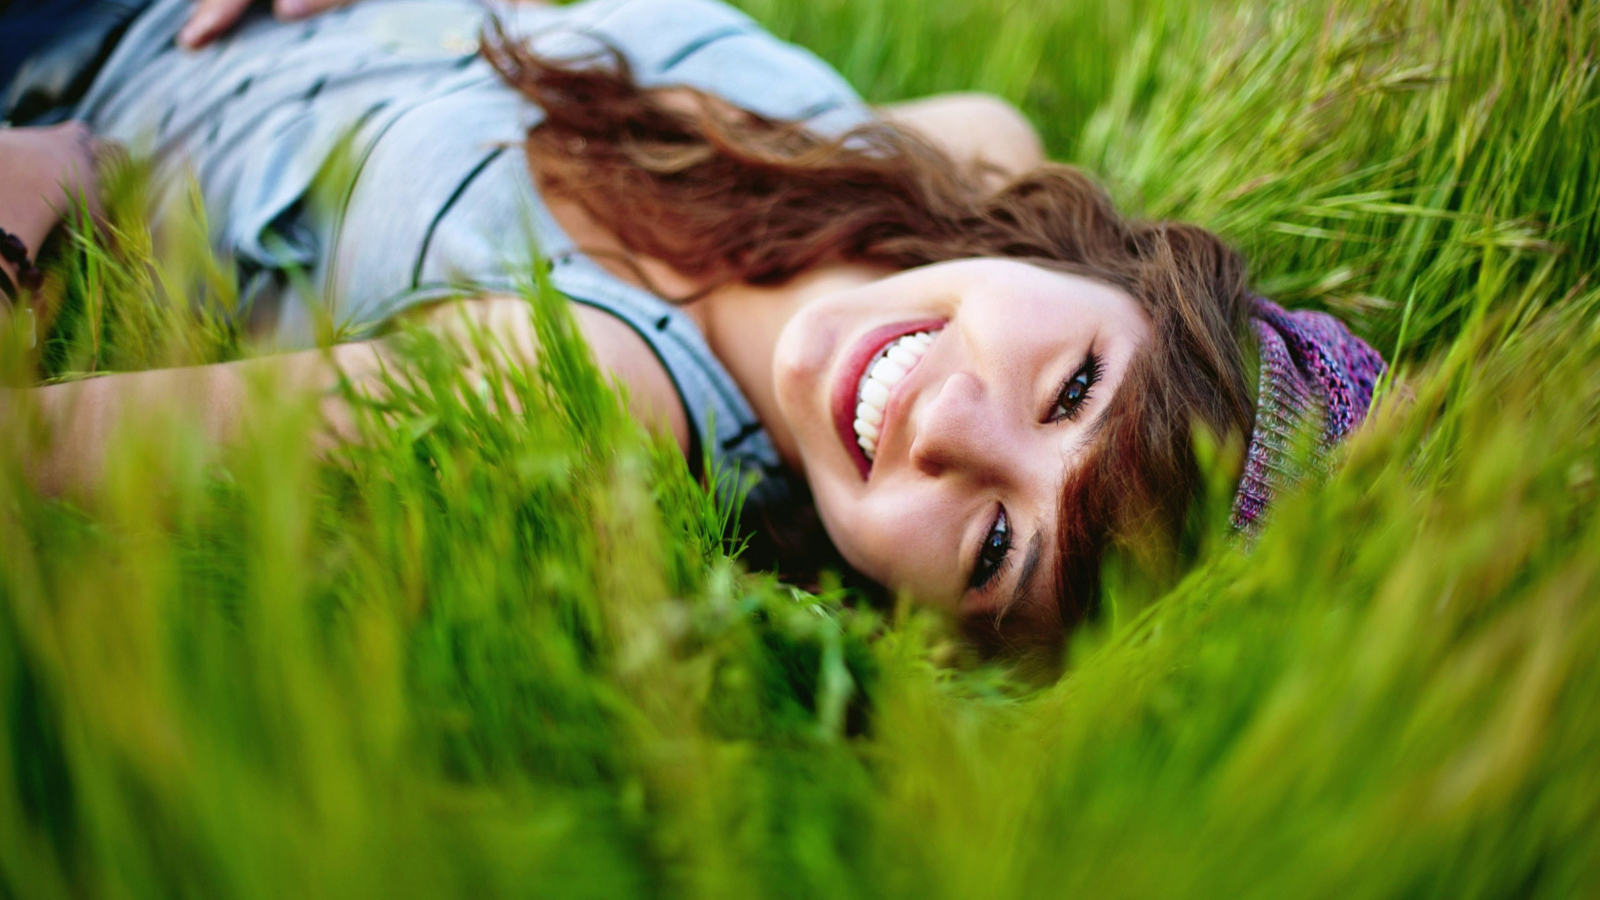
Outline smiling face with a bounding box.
[770,258,1154,630]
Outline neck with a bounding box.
[685,263,889,476]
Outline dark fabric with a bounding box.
[1231,298,1388,532]
[1,0,154,124]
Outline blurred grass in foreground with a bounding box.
[3,0,1600,897]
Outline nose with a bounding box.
[908,371,1006,479]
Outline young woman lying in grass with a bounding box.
[0,0,1385,654]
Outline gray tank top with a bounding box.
[76,0,871,500]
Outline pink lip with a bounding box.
[831,319,945,481]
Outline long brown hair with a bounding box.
[483,29,1258,655]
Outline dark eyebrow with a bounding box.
[1002,530,1045,623]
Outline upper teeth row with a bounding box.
[855,330,938,461]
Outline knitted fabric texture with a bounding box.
[1230,298,1387,531]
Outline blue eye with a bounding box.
[1050,351,1104,423]
[969,507,1011,591]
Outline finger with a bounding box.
[273,0,352,22]
[178,0,256,49]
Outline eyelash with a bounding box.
[1049,351,1105,423]
[969,506,1011,592]
[967,351,1106,593]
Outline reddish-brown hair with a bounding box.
[484,30,1258,656]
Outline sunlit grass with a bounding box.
[3,0,1598,896]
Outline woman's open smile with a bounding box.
[832,319,945,479]
[772,258,1153,623]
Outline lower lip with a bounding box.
[830,319,945,481]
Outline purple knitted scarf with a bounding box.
[1230,298,1387,531]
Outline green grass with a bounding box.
[4,0,1600,896]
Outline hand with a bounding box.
[178,0,358,50]
[0,122,106,258]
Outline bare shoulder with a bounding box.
[406,295,691,453]
[880,92,1045,185]
[568,303,691,452]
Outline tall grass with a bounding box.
[3,0,1599,897]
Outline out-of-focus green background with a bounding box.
[4,0,1599,897]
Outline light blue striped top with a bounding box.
[77,0,872,498]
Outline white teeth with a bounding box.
[868,357,907,386]
[860,379,891,407]
[852,329,941,462]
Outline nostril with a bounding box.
[909,434,946,477]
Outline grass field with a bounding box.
[4,0,1600,897]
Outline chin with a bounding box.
[808,494,871,577]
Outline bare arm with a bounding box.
[4,295,689,497]
[179,0,553,49]
[179,0,360,48]
[10,341,388,495]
